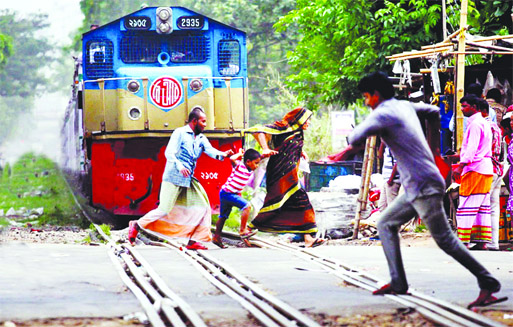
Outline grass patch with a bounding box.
[212,188,261,232]
[414,224,428,233]
[0,153,87,228]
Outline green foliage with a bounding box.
[414,224,427,233]
[0,10,55,97]
[0,153,87,227]
[99,223,111,236]
[304,110,332,161]
[276,0,442,107]
[0,33,12,67]
[212,187,257,231]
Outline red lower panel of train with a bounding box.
[90,137,242,216]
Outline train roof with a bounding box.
[82,6,245,37]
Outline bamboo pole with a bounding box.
[442,0,447,40]
[449,51,513,55]
[455,0,468,151]
[386,46,453,59]
[352,136,376,240]
[464,41,513,52]
[470,34,513,42]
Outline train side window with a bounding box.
[85,39,114,79]
[218,40,240,76]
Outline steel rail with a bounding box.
[62,174,207,327]
[244,235,505,327]
[148,239,281,327]
[141,229,320,327]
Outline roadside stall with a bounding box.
[381,16,513,243]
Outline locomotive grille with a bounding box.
[120,34,160,63]
[168,33,209,63]
[85,39,114,79]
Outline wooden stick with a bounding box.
[386,47,453,60]
[465,41,513,52]
[455,0,468,151]
[449,51,513,55]
[470,34,513,43]
[421,43,456,50]
[352,136,376,240]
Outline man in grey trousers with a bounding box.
[347,71,506,309]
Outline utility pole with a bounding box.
[456,0,468,151]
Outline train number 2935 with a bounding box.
[118,173,135,181]
[201,172,218,180]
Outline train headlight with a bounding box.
[127,80,140,93]
[158,22,171,34]
[128,107,142,120]
[157,8,171,21]
[156,7,173,34]
[190,79,203,92]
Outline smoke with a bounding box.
[0,92,66,166]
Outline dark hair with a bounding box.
[188,107,205,122]
[243,148,261,162]
[486,88,502,103]
[357,71,395,100]
[476,98,489,114]
[466,83,483,97]
[460,94,480,107]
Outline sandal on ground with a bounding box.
[186,241,208,250]
[469,244,488,251]
[240,229,258,239]
[373,283,409,295]
[300,238,326,248]
[308,238,326,248]
[213,238,227,249]
[128,221,139,245]
[468,289,508,309]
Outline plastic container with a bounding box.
[307,161,363,192]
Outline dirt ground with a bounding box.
[2,227,512,327]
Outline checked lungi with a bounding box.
[456,171,492,244]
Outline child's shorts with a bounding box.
[219,189,250,219]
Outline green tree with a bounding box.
[0,33,12,67]
[0,10,55,97]
[277,0,513,108]
[276,0,444,107]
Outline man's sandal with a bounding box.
[468,289,508,309]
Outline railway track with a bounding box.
[229,233,506,327]
[141,229,321,327]
[65,175,506,327]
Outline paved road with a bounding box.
[1,240,512,324]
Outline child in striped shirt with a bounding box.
[213,148,261,248]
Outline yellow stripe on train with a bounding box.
[83,86,248,134]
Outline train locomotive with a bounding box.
[62,6,248,220]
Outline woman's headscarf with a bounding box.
[246,107,313,135]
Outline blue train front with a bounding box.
[71,6,248,217]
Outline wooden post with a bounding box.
[352,136,376,240]
[455,0,468,151]
[442,0,447,40]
